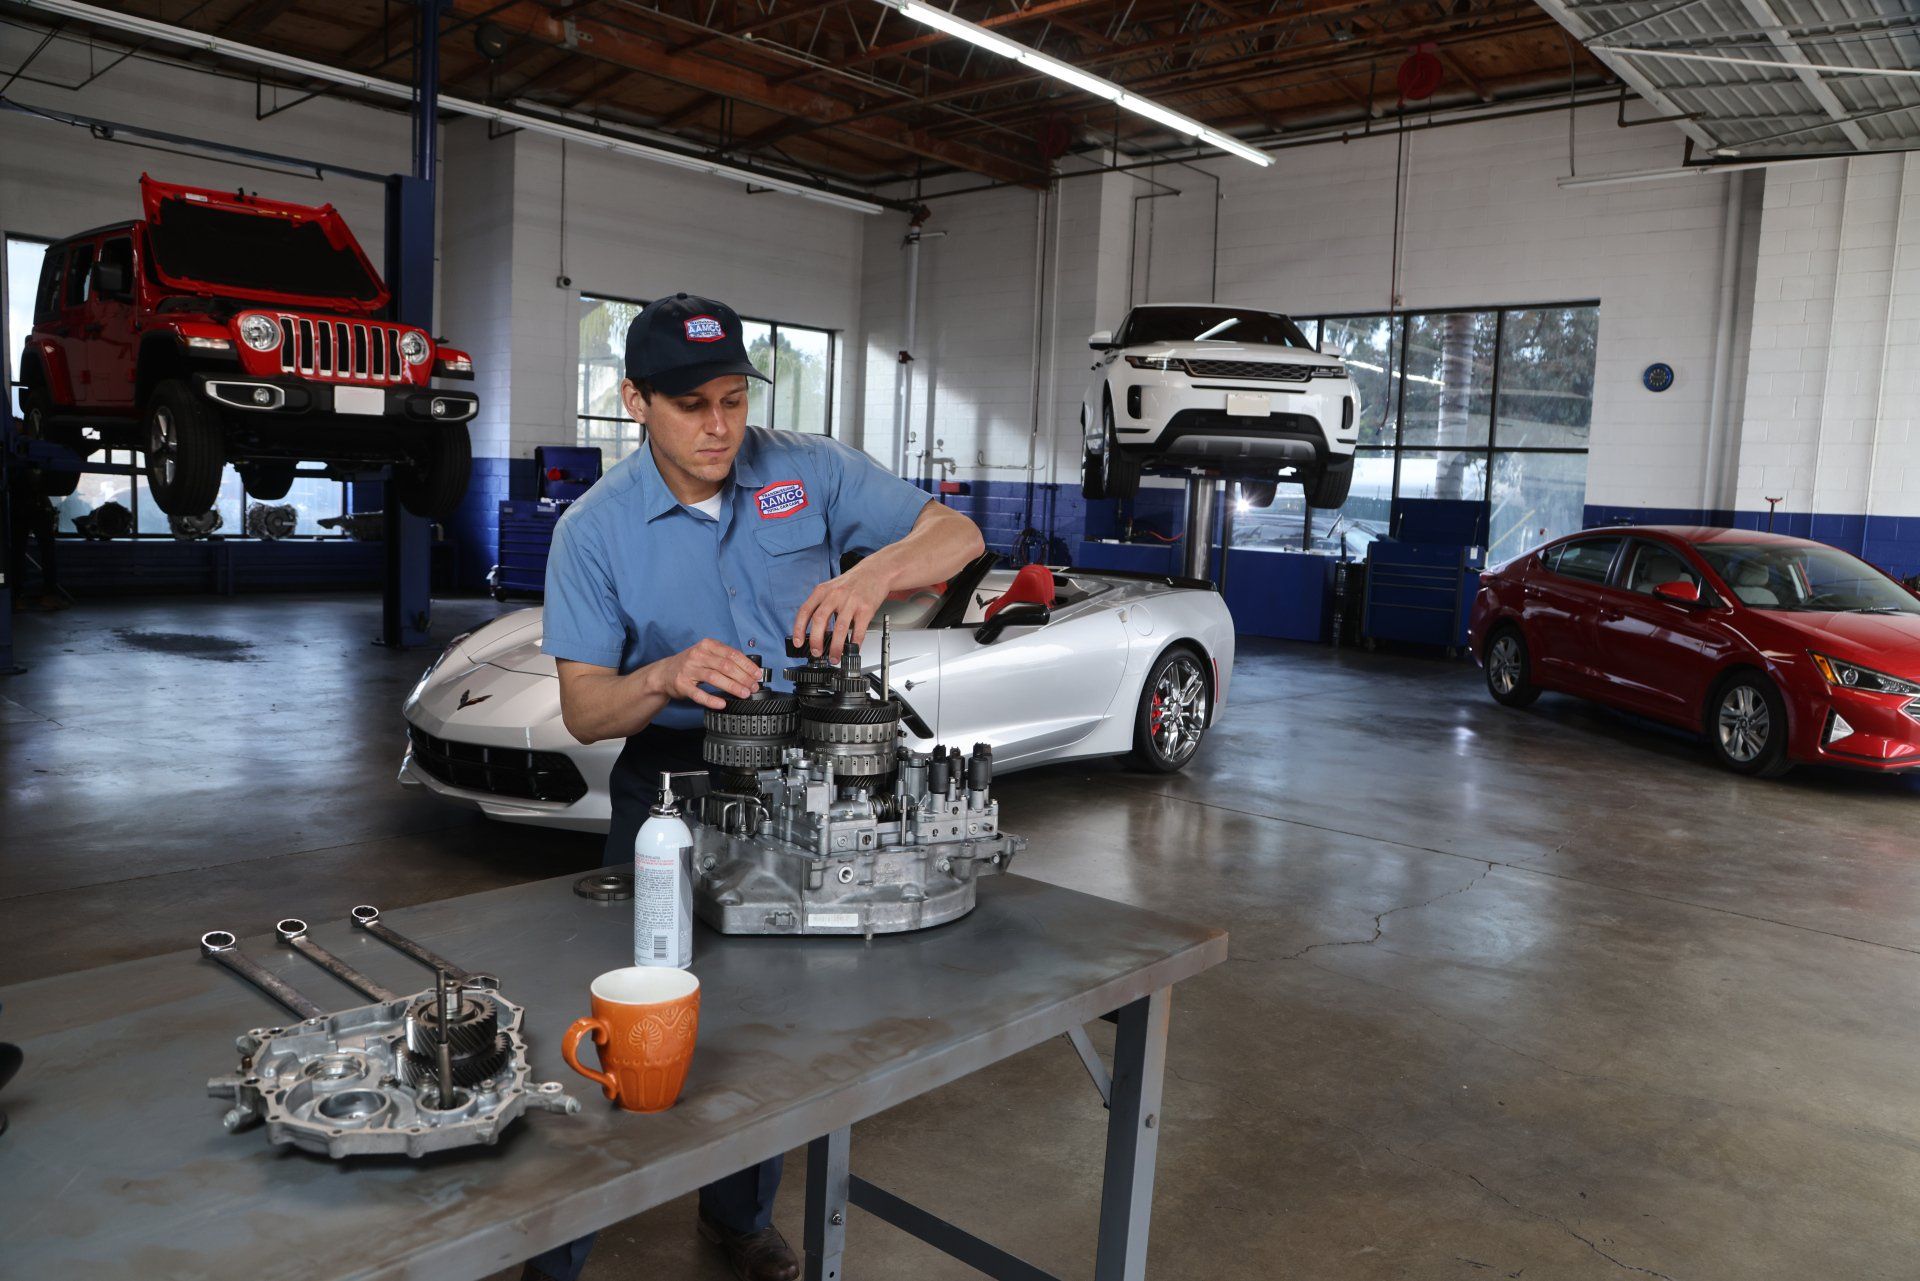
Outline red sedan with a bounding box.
[1468,526,1920,777]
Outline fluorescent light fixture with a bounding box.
[14,0,886,214]
[875,0,1271,167]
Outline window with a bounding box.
[576,294,836,463]
[1623,541,1699,596]
[64,243,95,307]
[1120,305,1313,349]
[1229,304,1599,564]
[96,236,133,298]
[7,236,53,416]
[1693,542,1920,614]
[1546,536,1620,584]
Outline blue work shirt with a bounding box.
[542,426,932,729]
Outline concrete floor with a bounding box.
[6,593,1920,1280]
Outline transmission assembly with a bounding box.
[689,624,1024,937]
[201,907,578,1158]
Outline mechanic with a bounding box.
[528,292,983,1281]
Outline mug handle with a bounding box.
[562,1017,617,1100]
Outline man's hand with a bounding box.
[645,637,763,710]
[792,561,892,663]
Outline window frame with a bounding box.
[64,241,96,309]
[575,292,838,456]
[1542,534,1624,586]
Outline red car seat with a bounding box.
[982,563,1056,622]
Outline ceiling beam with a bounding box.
[1730,0,1871,151]
[444,0,1043,182]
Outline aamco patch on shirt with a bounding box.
[755,479,809,519]
[684,315,725,342]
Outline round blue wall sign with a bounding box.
[1643,362,1675,393]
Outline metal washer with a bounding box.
[573,873,634,901]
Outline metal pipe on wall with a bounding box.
[892,226,923,479]
[1700,170,1746,514]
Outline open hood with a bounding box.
[139,175,389,314]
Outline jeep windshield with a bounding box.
[1120,306,1312,349]
[146,198,382,305]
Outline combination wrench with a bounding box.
[275,918,400,1003]
[350,905,494,987]
[199,930,327,1020]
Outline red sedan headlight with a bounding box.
[1808,651,1920,697]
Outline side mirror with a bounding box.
[1087,330,1113,351]
[92,260,129,298]
[1654,580,1701,605]
[974,602,1050,645]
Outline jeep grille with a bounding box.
[1184,359,1316,382]
[276,316,408,383]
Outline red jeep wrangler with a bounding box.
[17,176,477,520]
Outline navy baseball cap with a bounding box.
[625,293,769,396]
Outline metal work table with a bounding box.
[0,873,1226,1280]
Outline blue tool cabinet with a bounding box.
[1361,499,1488,653]
[491,446,602,599]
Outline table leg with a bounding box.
[1094,987,1170,1281]
[805,1126,851,1281]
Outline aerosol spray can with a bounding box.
[634,770,693,968]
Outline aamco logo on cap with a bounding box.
[755,480,808,519]
[684,315,726,342]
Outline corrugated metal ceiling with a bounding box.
[1533,0,1919,157]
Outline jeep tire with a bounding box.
[392,426,472,522]
[240,461,298,500]
[143,379,225,517]
[1304,455,1354,510]
[22,384,82,498]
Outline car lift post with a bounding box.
[378,0,443,650]
[1180,473,1220,584]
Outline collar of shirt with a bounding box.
[633,432,768,525]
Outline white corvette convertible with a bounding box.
[400,555,1235,833]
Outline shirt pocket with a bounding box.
[755,512,832,621]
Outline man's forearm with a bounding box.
[864,504,985,594]
[559,662,671,744]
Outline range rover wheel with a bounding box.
[1101,396,1141,501]
[1483,626,1540,708]
[392,427,472,522]
[1080,408,1108,500]
[22,385,81,498]
[1304,455,1353,509]
[143,379,225,517]
[240,461,298,500]
[1130,645,1209,773]
[1706,672,1793,778]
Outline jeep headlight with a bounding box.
[1809,652,1920,696]
[237,313,281,352]
[399,330,432,366]
[1125,354,1185,372]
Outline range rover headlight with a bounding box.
[1809,652,1920,696]
[1125,354,1185,372]
[399,330,432,366]
[237,313,281,352]
[1308,364,1347,378]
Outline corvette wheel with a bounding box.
[1707,673,1792,777]
[1131,647,1208,772]
[1484,627,1540,708]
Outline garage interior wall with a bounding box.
[439,123,868,585]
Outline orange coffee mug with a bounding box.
[562,967,701,1112]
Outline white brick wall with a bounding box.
[1739,154,1920,519]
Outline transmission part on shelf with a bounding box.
[169,509,223,540]
[247,502,298,540]
[201,917,577,1158]
[691,624,1022,937]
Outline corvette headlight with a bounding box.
[237,313,281,352]
[1809,652,1920,696]
[1125,354,1185,372]
[399,330,432,366]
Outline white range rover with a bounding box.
[1080,303,1359,508]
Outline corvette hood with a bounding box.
[1759,609,1920,677]
[463,607,553,675]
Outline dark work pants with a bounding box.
[525,730,784,1281]
[5,486,58,598]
